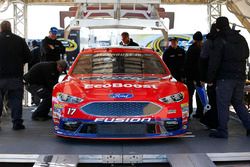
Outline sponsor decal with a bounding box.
[53,104,63,113]
[109,93,133,99]
[54,126,59,130]
[79,76,159,81]
[84,83,157,89]
[181,103,189,118]
[181,103,188,108]
[54,104,64,109]
[183,125,188,129]
[165,120,178,125]
[53,112,61,119]
[168,109,177,114]
[94,117,152,123]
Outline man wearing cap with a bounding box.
[162,37,185,82]
[23,60,67,121]
[40,27,65,62]
[207,16,250,138]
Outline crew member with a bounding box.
[40,27,65,62]
[29,40,41,70]
[207,17,250,138]
[29,40,42,106]
[185,31,203,118]
[162,37,185,82]
[24,60,67,121]
[199,24,218,129]
[119,32,139,46]
[0,20,31,130]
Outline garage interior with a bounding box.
[0,0,250,166]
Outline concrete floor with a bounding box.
[0,107,249,155]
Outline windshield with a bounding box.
[72,52,167,75]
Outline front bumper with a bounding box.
[54,117,188,139]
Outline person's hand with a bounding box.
[48,44,54,50]
[207,83,213,86]
[200,81,205,86]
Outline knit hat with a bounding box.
[215,17,230,30]
[193,31,203,41]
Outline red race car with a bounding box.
[52,47,189,139]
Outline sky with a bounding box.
[0,4,249,45]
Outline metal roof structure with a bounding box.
[1,0,249,33]
[24,0,209,4]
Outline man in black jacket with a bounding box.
[162,37,185,82]
[0,21,31,130]
[199,24,218,129]
[207,17,250,138]
[185,31,203,118]
[29,40,41,106]
[24,60,67,121]
[40,27,65,62]
[119,32,139,46]
[29,40,41,70]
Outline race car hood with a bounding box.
[58,74,186,101]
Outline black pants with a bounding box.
[0,78,24,124]
[25,84,51,118]
[186,80,203,116]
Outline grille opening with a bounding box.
[96,123,147,137]
[62,121,182,136]
[79,124,97,134]
[63,122,81,131]
[81,102,162,116]
[147,124,156,133]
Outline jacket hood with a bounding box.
[218,29,241,43]
[229,30,241,42]
[206,32,217,40]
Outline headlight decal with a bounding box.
[57,93,83,104]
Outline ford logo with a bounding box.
[109,93,133,99]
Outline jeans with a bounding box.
[216,79,250,136]
[0,78,24,124]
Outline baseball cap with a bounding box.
[57,60,68,74]
[50,27,58,35]
[169,37,178,41]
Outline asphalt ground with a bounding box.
[0,107,249,155]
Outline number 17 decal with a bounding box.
[67,108,76,115]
